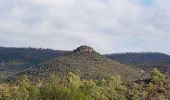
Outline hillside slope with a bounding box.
[106,52,170,64]
[106,52,170,78]
[0,47,69,80]
[22,46,148,81]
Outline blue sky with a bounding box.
[0,0,170,54]
[141,0,154,5]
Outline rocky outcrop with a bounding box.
[73,45,95,53]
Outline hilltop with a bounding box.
[21,46,148,81]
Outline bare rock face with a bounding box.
[73,45,95,53]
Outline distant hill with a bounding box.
[3,46,170,81]
[105,52,170,78]
[0,47,69,80]
[21,46,148,81]
[106,52,170,64]
[0,47,69,64]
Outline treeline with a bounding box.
[0,47,69,63]
[106,52,170,64]
[0,68,170,100]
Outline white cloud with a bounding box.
[0,0,170,54]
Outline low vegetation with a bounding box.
[0,68,170,100]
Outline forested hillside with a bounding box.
[0,47,69,65]
[0,46,170,99]
[106,52,170,64]
[21,46,147,81]
[106,52,170,78]
[0,47,69,80]
[1,46,170,81]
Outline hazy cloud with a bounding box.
[0,0,170,54]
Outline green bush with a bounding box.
[0,69,170,100]
[151,68,165,83]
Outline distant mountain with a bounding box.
[21,46,148,81]
[0,47,69,80]
[105,52,170,78]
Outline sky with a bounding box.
[0,0,170,54]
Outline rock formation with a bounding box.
[73,45,95,53]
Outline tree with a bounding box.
[151,68,165,83]
[28,85,41,100]
[15,75,30,100]
[80,80,108,100]
[67,72,82,88]
[40,75,66,100]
